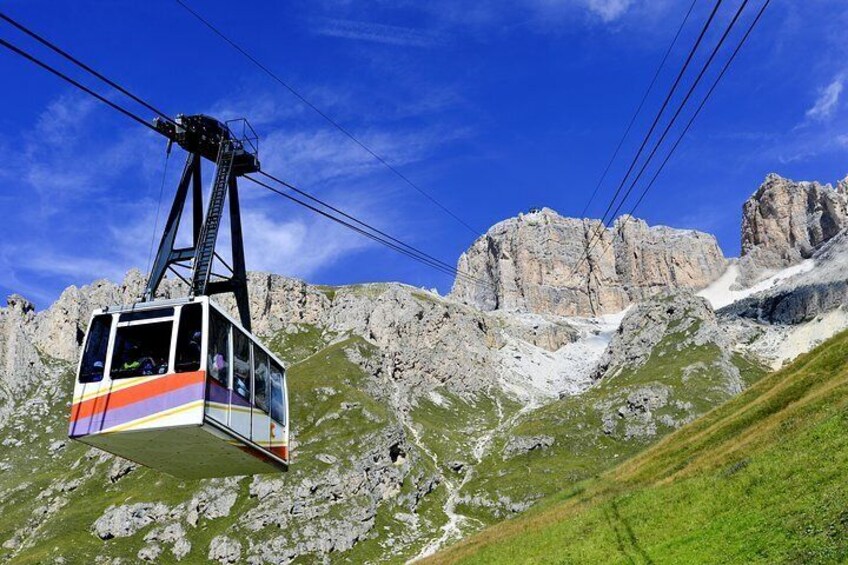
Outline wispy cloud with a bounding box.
[556,0,634,23]
[2,83,452,307]
[241,208,374,277]
[313,18,446,48]
[259,123,471,188]
[578,0,634,22]
[806,77,843,122]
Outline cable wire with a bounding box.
[244,175,494,288]
[257,170,466,277]
[146,146,172,276]
[0,11,176,124]
[577,0,725,269]
[580,0,699,219]
[624,0,771,224]
[173,0,482,238]
[0,36,160,133]
[573,0,752,275]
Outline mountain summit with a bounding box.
[451,208,726,317]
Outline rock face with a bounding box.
[723,230,848,325]
[739,174,848,285]
[593,292,745,439]
[451,208,726,317]
[596,292,734,383]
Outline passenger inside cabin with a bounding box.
[110,319,172,378]
[188,331,202,358]
[207,310,231,385]
[234,371,249,398]
[233,360,250,399]
[210,352,228,382]
[118,348,164,376]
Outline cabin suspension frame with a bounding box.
[144,115,260,331]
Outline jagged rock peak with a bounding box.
[450,208,726,317]
[6,294,34,314]
[738,173,848,286]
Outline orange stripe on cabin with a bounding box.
[270,445,288,460]
[234,442,289,465]
[70,371,205,424]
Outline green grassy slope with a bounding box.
[457,327,766,524]
[429,328,848,564]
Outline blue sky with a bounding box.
[0,0,846,308]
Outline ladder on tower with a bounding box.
[192,141,235,297]
[144,114,258,331]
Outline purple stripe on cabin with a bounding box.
[231,389,251,408]
[69,382,205,436]
[206,378,230,404]
[205,377,252,409]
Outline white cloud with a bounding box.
[259,124,470,188]
[581,0,634,22]
[524,0,636,24]
[241,209,374,278]
[314,18,446,48]
[806,78,843,121]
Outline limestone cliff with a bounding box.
[738,173,848,285]
[451,208,726,317]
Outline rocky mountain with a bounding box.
[738,173,848,285]
[427,309,848,564]
[451,208,726,317]
[2,171,848,563]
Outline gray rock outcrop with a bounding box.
[593,292,746,441]
[451,208,726,317]
[92,503,170,540]
[738,173,848,285]
[207,535,241,564]
[722,230,848,325]
[595,292,727,378]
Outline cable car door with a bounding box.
[205,309,231,427]
[230,328,253,439]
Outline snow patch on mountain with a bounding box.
[495,309,629,400]
[697,260,816,310]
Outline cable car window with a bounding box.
[79,314,112,383]
[269,362,285,426]
[175,303,203,373]
[253,349,269,412]
[118,308,174,323]
[208,311,230,385]
[111,321,172,378]
[233,329,251,400]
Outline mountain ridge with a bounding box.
[1,171,848,562]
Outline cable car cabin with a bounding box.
[68,297,289,479]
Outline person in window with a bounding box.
[119,344,143,373]
[188,331,202,359]
[209,352,227,383]
[87,360,105,382]
[140,356,156,375]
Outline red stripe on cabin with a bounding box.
[70,371,205,424]
[270,445,288,460]
[236,443,287,467]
